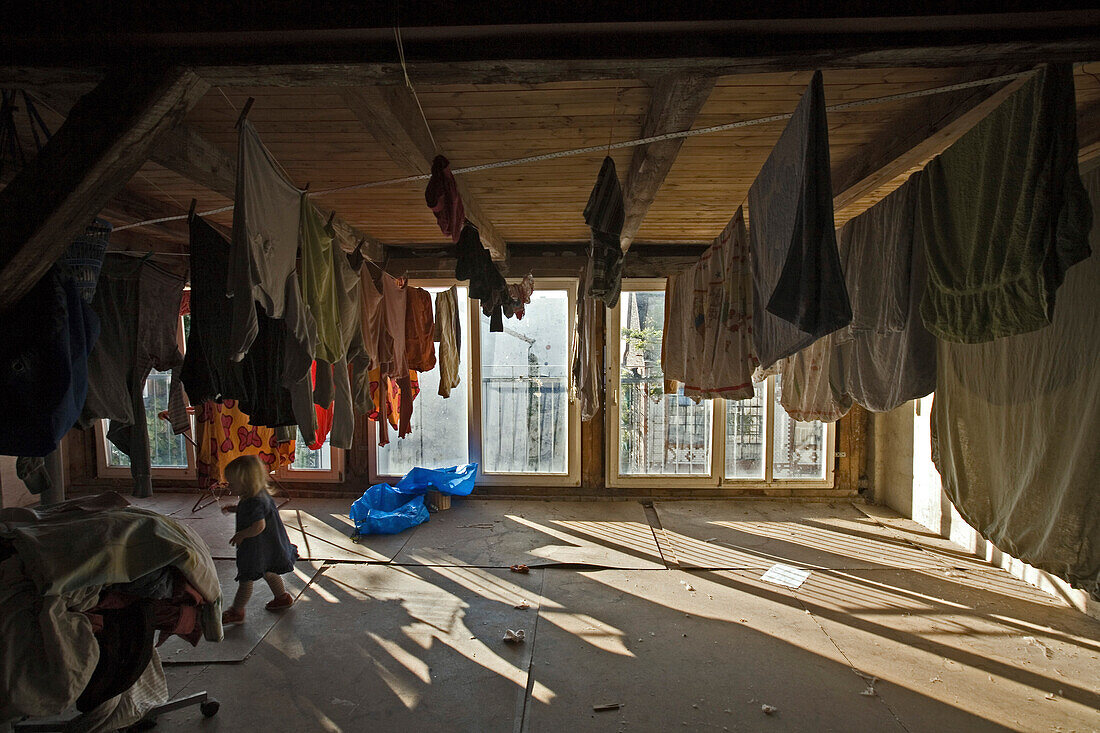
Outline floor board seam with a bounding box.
[794,592,912,733]
[516,570,547,733]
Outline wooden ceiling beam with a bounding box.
[35,87,387,262]
[621,72,716,250]
[830,66,1034,216]
[340,86,508,260]
[0,65,208,311]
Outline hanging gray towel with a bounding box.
[748,70,851,371]
[839,172,936,412]
[918,63,1092,343]
[930,166,1100,600]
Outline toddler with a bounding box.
[221,455,299,625]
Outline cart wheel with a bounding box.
[200,699,220,717]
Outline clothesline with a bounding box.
[112,69,1036,233]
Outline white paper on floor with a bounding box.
[760,563,812,589]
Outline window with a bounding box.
[607,281,834,488]
[377,285,471,477]
[372,279,579,486]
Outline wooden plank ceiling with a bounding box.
[98,63,1100,250]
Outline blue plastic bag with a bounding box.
[395,463,478,496]
[349,482,429,535]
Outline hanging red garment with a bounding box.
[368,368,420,446]
[425,155,465,242]
[308,361,334,450]
[405,286,436,372]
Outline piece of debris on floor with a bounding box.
[593,703,622,712]
[503,628,526,643]
[1023,636,1055,659]
[761,704,778,715]
[760,563,812,589]
[856,672,878,697]
[510,564,530,574]
[514,600,531,610]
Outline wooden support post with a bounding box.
[621,72,716,250]
[0,65,208,311]
[341,86,509,260]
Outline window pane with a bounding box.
[107,369,188,468]
[618,290,711,476]
[292,429,332,471]
[378,286,470,475]
[725,383,766,479]
[479,289,569,474]
[772,376,827,480]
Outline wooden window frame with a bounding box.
[605,278,835,490]
[369,277,581,488]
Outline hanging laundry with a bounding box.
[660,269,697,396]
[405,286,437,372]
[454,222,515,333]
[194,399,295,486]
[181,215,296,428]
[369,368,420,446]
[505,274,535,319]
[583,156,626,307]
[748,70,851,371]
[0,265,99,457]
[344,247,374,416]
[226,120,317,387]
[918,63,1091,343]
[359,265,421,445]
[570,284,603,422]
[425,154,466,242]
[931,167,1100,600]
[299,200,344,364]
[79,255,187,497]
[687,208,757,402]
[839,172,936,412]
[434,285,462,398]
[775,335,852,423]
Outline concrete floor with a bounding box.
[144,495,1099,732]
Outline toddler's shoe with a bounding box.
[265,592,294,611]
[222,607,246,625]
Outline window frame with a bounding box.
[276,437,345,483]
[370,277,581,488]
[605,278,835,489]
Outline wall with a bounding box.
[0,456,37,509]
[875,395,1099,619]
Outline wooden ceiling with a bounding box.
[110,62,1100,254]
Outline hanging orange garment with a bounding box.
[195,399,296,485]
[405,287,437,372]
[306,361,334,450]
[368,368,420,446]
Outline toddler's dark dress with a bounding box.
[235,490,298,581]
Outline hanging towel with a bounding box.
[683,207,757,402]
[840,172,936,412]
[930,166,1100,600]
[299,200,344,364]
[775,334,852,423]
[660,269,699,396]
[583,156,626,307]
[425,154,465,242]
[226,120,317,387]
[181,215,296,428]
[80,256,186,497]
[570,284,603,422]
[435,286,462,398]
[918,63,1092,343]
[748,70,851,371]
